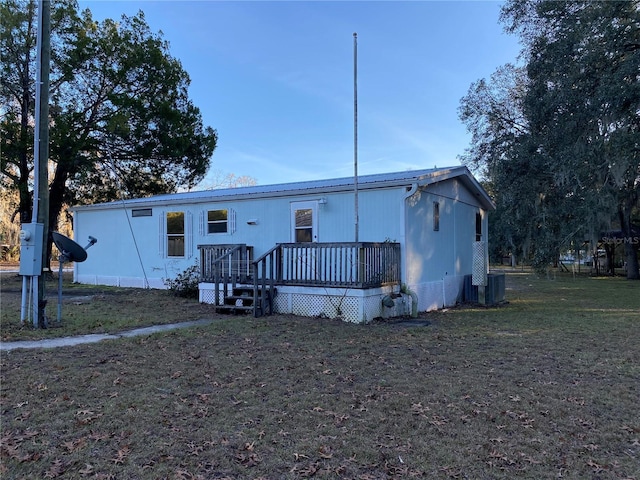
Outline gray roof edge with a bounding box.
[415,166,495,211]
[452,168,496,211]
[70,166,494,212]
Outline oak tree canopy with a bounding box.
[1,0,218,242]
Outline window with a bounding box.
[294,208,313,242]
[159,211,192,258]
[166,212,185,257]
[132,208,152,217]
[200,208,235,235]
[433,202,440,231]
[207,209,228,234]
[290,201,318,242]
[476,212,482,241]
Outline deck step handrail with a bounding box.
[198,244,253,306]
[251,244,281,317]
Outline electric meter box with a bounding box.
[19,223,44,276]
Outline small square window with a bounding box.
[207,209,228,234]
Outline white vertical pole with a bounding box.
[353,32,359,243]
[33,277,39,328]
[20,276,28,324]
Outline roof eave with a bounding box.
[415,166,495,211]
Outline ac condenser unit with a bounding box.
[463,272,505,305]
[485,273,506,305]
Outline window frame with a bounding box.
[131,208,152,217]
[207,209,229,234]
[166,211,185,257]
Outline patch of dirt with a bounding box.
[374,316,431,327]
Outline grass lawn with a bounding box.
[1,270,639,479]
[0,270,216,341]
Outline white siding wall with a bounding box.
[403,179,487,311]
[74,187,407,287]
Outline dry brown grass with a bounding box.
[0,270,215,341]
[1,270,639,479]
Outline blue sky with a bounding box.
[78,1,522,187]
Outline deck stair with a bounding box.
[215,285,276,316]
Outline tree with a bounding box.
[460,0,640,278]
[505,0,640,279]
[0,186,21,259]
[198,169,257,190]
[459,65,547,267]
[1,0,218,264]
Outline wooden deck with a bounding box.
[198,242,402,317]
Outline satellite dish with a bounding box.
[52,232,88,263]
[51,232,97,324]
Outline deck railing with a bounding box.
[253,242,401,288]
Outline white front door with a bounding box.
[291,201,318,242]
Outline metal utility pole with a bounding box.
[36,0,51,327]
[21,0,51,328]
[353,32,359,243]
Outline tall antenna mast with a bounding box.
[353,32,359,242]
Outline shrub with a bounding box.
[1,244,20,262]
[164,264,200,298]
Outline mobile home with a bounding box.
[71,166,494,322]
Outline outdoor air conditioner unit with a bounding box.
[463,274,478,303]
[463,272,505,305]
[485,273,506,305]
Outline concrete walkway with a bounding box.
[0,319,216,352]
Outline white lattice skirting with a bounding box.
[198,283,409,323]
[199,278,465,322]
[275,285,411,323]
